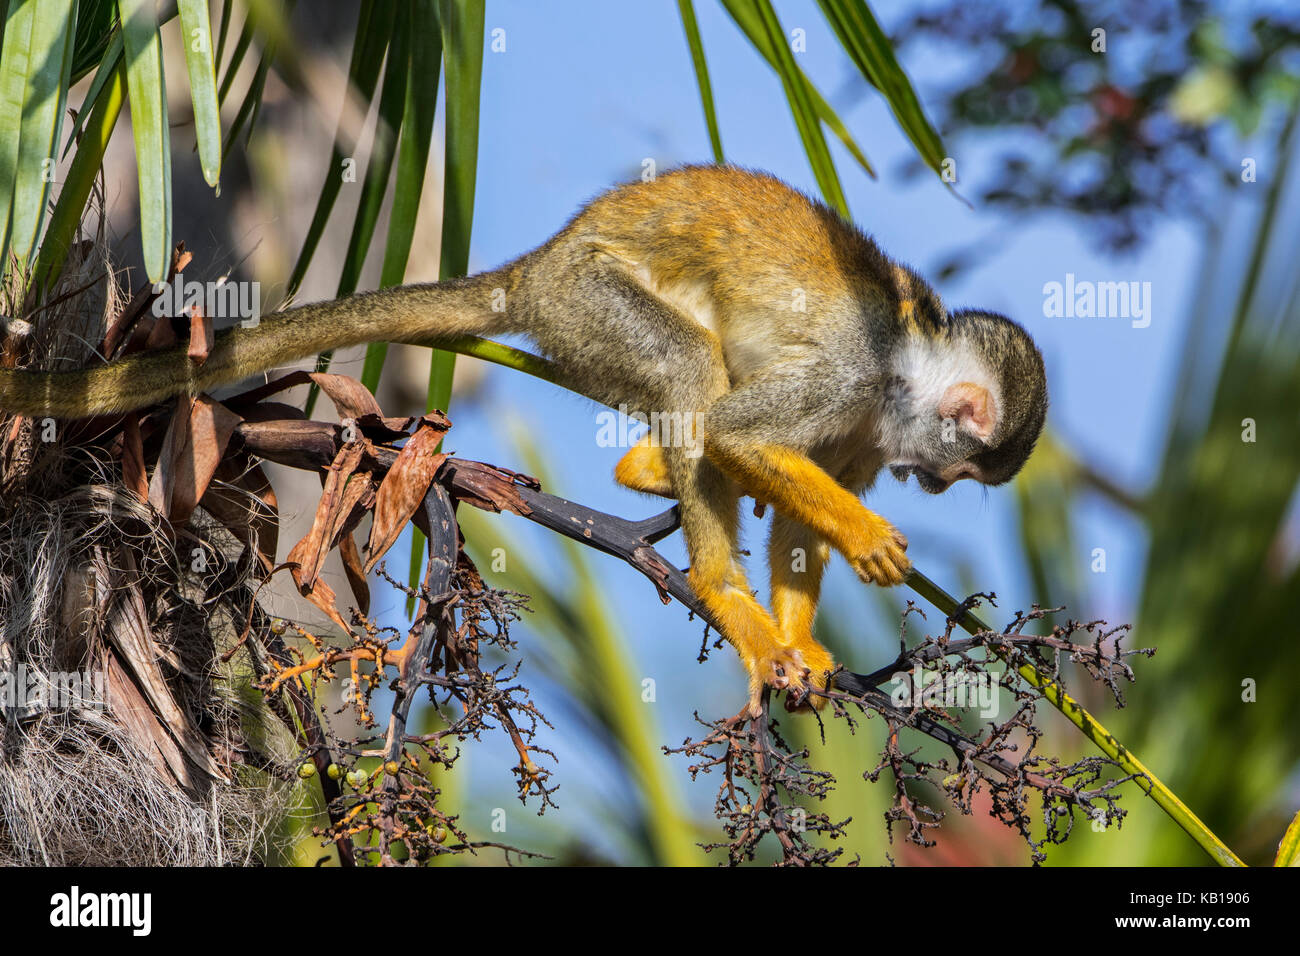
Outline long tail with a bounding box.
[0,266,519,418]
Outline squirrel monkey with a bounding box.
[0,166,1046,713]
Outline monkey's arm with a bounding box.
[701,363,910,588]
[714,439,908,583]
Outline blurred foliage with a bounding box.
[0,0,226,283]
[893,0,1300,254]
[682,0,952,216]
[1094,105,1300,865]
[890,0,1300,863]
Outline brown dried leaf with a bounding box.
[224,370,382,421]
[148,396,242,526]
[187,305,214,364]
[239,401,306,424]
[142,314,176,351]
[291,570,351,634]
[147,397,189,519]
[100,244,192,358]
[285,440,368,591]
[222,371,320,408]
[201,455,280,574]
[332,470,376,549]
[309,372,383,420]
[365,421,449,573]
[103,656,192,788]
[120,414,148,501]
[440,458,533,516]
[97,547,228,783]
[354,412,420,442]
[101,290,151,357]
[234,418,341,471]
[339,533,370,616]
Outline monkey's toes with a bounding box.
[768,663,792,690]
[759,649,805,695]
[776,646,834,712]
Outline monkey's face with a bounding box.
[888,447,987,495]
[885,310,1047,495]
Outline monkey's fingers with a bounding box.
[850,525,910,586]
[743,636,836,716]
[863,556,909,585]
[766,658,793,690]
[783,674,831,712]
[854,550,910,585]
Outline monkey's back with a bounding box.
[549,166,942,382]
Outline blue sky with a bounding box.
[370,1,1245,853]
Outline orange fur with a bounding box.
[708,441,910,587]
[689,572,783,709]
[681,525,794,713]
[622,435,905,706]
[614,436,675,497]
[767,510,837,707]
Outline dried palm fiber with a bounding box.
[0,230,296,865]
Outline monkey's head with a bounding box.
[884,310,1047,494]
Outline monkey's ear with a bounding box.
[939,382,997,443]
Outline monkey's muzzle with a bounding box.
[890,464,950,495]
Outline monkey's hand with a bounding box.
[845,518,910,586]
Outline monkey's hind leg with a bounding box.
[767,514,835,710]
[638,441,837,711]
[664,447,793,715]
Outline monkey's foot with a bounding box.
[747,640,835,715]
[848,522,911,586]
